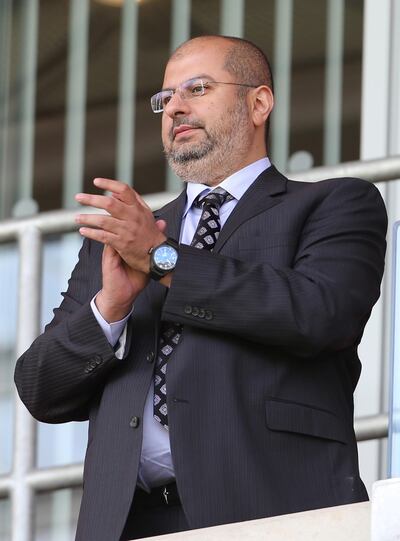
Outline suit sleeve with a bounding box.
[14,239,121,423]
[162,178,387,357]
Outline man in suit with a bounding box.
[15,35,387,541]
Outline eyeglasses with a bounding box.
[150,78,258,113]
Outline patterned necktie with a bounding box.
[153,187,234,428]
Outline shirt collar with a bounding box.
[183,157,271,217]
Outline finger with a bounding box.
[78,226,119,246]
[155,219,168,233]
[102,244,122,269]
[75,213,122,232]
[93,178,138,205]
[75,193,126,216]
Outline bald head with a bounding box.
[168,36,274,143]
[170,35,273,93]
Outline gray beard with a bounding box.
[164,138,217,184]
[164,105,251,185]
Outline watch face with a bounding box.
[154,245,178,271]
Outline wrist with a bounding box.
[95,291,133,323]
[159,272,173,288]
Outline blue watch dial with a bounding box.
[154,245,178,270]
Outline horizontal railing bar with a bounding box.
[0,192,180,242]
[290,155,400,183]
[0,464,83,497]
[354,413,389,442]
[1,156,400,243]
[0,413,389,498]
[27,463,83,491]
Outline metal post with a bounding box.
[323,0,344,166]
[166,0,191,192]
[0,0,13,220]
[271,0,293,170]
[12,227,42,541]
[220,0,245,37]
[386,0,400,479]
[13,0,39,219]
[357,0,392,490]
[62,0,90,209]
[116,0,138,186]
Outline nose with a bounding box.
[163,90,191,117]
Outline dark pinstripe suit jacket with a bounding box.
[15,166,387,541]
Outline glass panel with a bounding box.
[34,488,82,541]
[0,498,11,541]
[36,233,88,468]
[0,243,18,475]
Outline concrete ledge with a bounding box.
[138,502,371,541]
[371,477,400,540]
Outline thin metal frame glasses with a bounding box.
[150,78,258,113]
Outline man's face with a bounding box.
[160,42,254,185]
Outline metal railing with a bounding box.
[0,155,399,541]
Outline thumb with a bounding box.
[102,244,120,267]
[155,219,168,234]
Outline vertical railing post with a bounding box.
[116,0,139,186]
[12,227,42,541]
[271,0,293,170]
[0,0,13,220]
[62,0,90,209]
[166,0,191,192]
[359,0,392,486]
[13,0,39,219]
[220,0,245,37]
[323,0,344,165]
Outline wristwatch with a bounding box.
[149,238,179,281]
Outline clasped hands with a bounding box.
[75,178,167,322]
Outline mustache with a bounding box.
[170,118,205,139]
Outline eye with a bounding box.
[189,83,204,96]
[162,92,173,106]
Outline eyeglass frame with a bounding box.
[150,78,259,113]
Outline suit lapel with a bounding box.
[146,190,187,328]
[154,189,187,241]
[215,166,288,251]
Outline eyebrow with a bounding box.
[161,74,216,92]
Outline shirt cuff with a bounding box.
[90,294,133,347]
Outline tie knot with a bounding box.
[194,187,234,211]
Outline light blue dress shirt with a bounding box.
[91,157,271,491]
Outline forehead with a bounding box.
[162,42,231,88]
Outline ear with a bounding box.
[249,86,274,127]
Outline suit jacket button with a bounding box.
[146,351,155,363]
[192,306,199,316]
[93,354,102,365]
[85,362,93,373]
[89,360,97,370]
[184,305,192,314]
[205,310,213,320]
[198,308,205,318]
[129,416,140,428]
